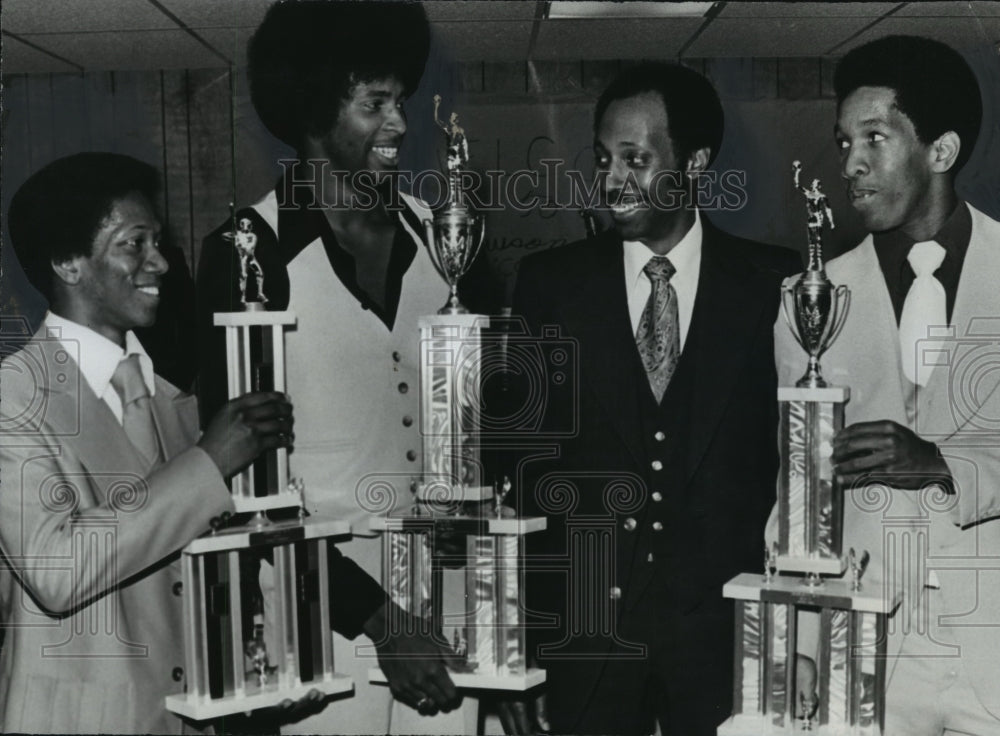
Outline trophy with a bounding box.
[426,94,485,315]
[165,229,354,720]
[368,99,546,692]
[782,161,850,390]
[719,164,900,735]
[777,162,851,579]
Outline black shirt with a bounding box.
[873,202,972,325]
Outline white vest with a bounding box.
[251,192,446,528]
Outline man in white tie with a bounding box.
[774,35,1000,735]
[0,152,295,733]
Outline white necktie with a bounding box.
[899,240,946,387]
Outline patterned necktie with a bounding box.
[110,354,160,463]
[636,256,680,403]
[899,240,946,387]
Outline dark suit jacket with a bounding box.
[510,219,800,730]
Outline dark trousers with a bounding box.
[544,579,733,736]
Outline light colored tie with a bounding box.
[899,240,947,387]
[110,354,160,463]
[636,256,680,403]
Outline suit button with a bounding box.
[172,667,184,682]
[623,517,637,531]
[406,450,418,462]
[651,492,663,502]
[609,586,622,600]
[402,415,414,427]
[651,460,663,471]
[654,431,666,442]
[652,521,663,531]
[647,553,655,562]
[172,581,183,596]
[393,351,402,362]
[398,382,409,394]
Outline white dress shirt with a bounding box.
[44,312,155,424]
[624,209,703,350]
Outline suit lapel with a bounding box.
[559,233,647,469]
[920,205,1000,437]
[678,226,771,484]
[150,379,199,461]
[36,341,151,484]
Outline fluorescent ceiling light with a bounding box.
[547,2,715,19]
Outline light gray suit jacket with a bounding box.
[772,203,1000,718]
[0,329,235,733]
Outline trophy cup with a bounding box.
[165,218,354,720]
[425,94,485,315]
[718,164,900,735]
[368,98,546,691]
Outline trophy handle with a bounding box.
[781,284,807,352]
[827,285,851,347]
[464,213,486,273]
[424,217,448,283]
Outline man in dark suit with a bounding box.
[511,62,800,735]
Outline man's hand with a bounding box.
[198,392,294,479]
[492,689,549,735]
[833,420,952,490]
[362,601,460,715]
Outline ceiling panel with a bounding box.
[424,1,538,23]
[155,0,274,29]
[195,27,254,66]
[2,34,81,74]
[718,2,899,18]
[895,1,993,17]
[2,0,176,33]
[687,16,879,57]
[841,16,1000,51]
[433,20,535,61]
[532,18,703,60]
[14,30,228,71]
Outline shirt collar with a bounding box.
[623,209,703,286]
[872,200,972,274]
[273,168,419,329]
[44,312,156,399]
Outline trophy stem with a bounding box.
[438,284,468,315]
[796,356,828,389]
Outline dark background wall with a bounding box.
[3,44,999,334]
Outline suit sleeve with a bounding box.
[940,429,1000,528]
[326,547,390,639]
[0,435,233,615]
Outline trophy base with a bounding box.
[165,674,353,720]
[369,666,545,691]
[724,572,898,613]
[242,301,267,312]
[774,554,847,577]
[719,713,881,735]
[438,303,469,315]
[414,482,494,504]
[368,512,546,536]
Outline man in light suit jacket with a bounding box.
[511,62,800,735]
[776,35,1000,735]
[0,152,295,733]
